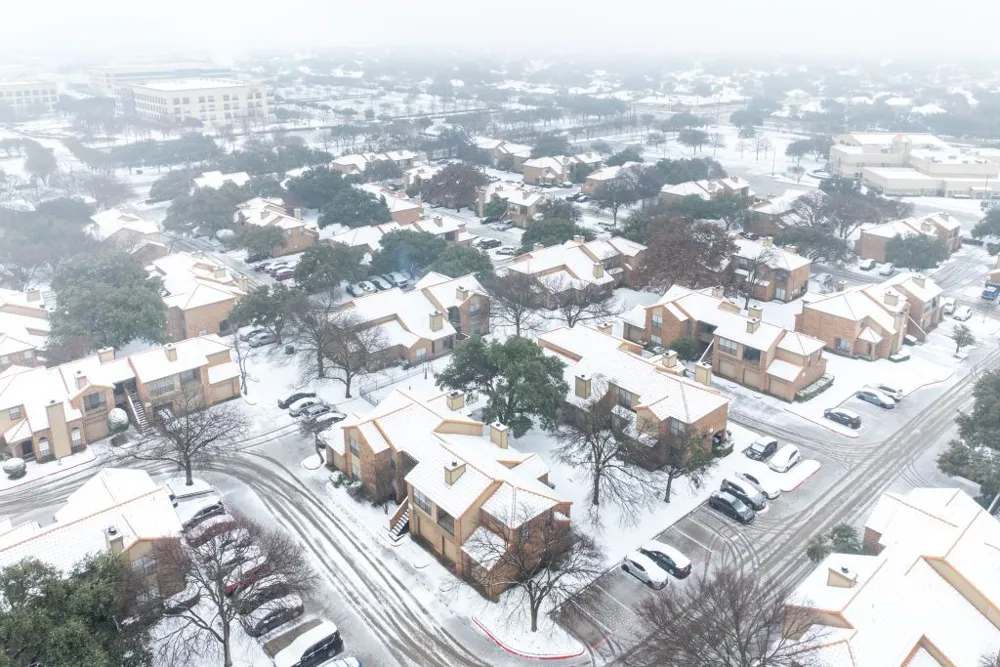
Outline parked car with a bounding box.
[237,574,293,614]
[246,252,270,264]
[768,444,802,473]
[249,332,277,347]
[358,281,377,293]
[311,410,348,428]
[621,551,669,589]
[163,581,201,614]
[346,283,365,298]
[495,220,515,231]
[240,327,268,342]
[864,383,903,401]
[225,555,272,595]
[858,258,876,271]
[303,405,345,424]
[369,276,391,291]
[707,491,755,524]
[386,271,410,286]
[983,283,1000,300]
[736,471,781,500]
[181,499,227,531]
[278,391,316,410]
[271,621,344,667]
[953,305,973,321]
[495,245,519,256]
[476,237,502,250]
[598,221,616,232]
[243,594,304,637]
[274,269,295,281]
[823,407,862,429]
[637,541,691,579]
[942,297,956,315]
[576,194,591,203]
[288,397,326,417]
[377,273,399,287]
[744,437,778,462]
[877,262,895,276]
[856,389,895,409]
[186,514,236,546]
[720,476,768,511]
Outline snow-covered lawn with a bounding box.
[0,441,100,490]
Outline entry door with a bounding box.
[775,287,787,301]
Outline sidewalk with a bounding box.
[0,446,98,492]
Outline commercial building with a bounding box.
[118,78,269,129]
[622,285,827,402]
[731,236,811,302]
[89,63,232,95]
[321,388,570,596]
[147,252,247,340]
[0,335,239,461]
[234,197,318,257]
[0,81,58,114]
[855,212,962,263]
[786,487,1000,666]
[506,236,647,298]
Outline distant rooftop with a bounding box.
[133,78,255,92]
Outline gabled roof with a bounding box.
[734,238,811,272]
[508,237,645,291]
[148,251,246,311]
[193,170,250,190]
[86,208,160,242]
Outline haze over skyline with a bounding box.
[4,0,999,63]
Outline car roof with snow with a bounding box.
[626,550,668,577]
[641,541,691,568]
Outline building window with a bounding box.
[9,407,21,420]
[436,508,455,535]
[180,368,200,385]
[0,355,8,369]
[147,377,175,397]
[519,523,530,542]
[617,387,634,410]
[83,392,107,413]
[742,346,761,363]
[651,334,662,345]
[670,419,686,437]
[416,347,427,361]
[349,436,359,455]
[651,313,663,329]
[23,349,33,361]
[718,337,738,356]
[37,437,51,459]
[131,553,157,576]
[71,428,82,447]
[412,489,432,514]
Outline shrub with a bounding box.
[3,458,26,479]
[670,336,701,362]
[988,242,1000,256]
[107,407,129,434]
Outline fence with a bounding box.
[358,364,432,406]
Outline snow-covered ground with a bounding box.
[0,440,101,490]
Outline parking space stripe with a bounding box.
[592,582,640,616]
[568,599,615,637]
[672,526,714,553]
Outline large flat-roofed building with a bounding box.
[118,78,269,128]
[0,81,58,115]
[89,63,232,95]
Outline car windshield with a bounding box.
[728,495,749,512]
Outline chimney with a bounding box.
[710,285,724,298]
[762,236,774,248]
[572,235,585,244]
[748,303,763,320]
[827,566,858,588]
[695,361,713,387]
[165,343,178,362]
[597,321,613,335]
[293,207,302,220]
[259,210,267,220]
[746,317,760,334]
[444,460,466,485]
[456,286,469,302]
[920,221,933,233]
[97,347,115,364]
[533,242,545,252]
[593,262,604,279]
[74,369,87,390]
[785,245,798,255]
[574,373,591,399]
[836,280,847,292]
[429,310,443,331]
[912,274,925,288]
[238,276,249,293]
[489,422,509,449]
[433,215,443,227]
[25,289,41,302]
[661,350,678,368]
[884,291,899,307]
[212,267,227,280]
[446,390,465,411]
[105,525,125,555]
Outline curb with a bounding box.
[905,371,954,395]
[472,615,586,661]
[0,451,97,493]
[781,461,822,493]
[782,407,860,439]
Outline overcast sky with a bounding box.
[4,0,999,63]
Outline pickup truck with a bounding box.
[982,282,1000,300]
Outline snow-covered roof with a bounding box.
[0,288,50,356]
[661,181,712,200]
[129,335,231,384]
[538,324,728,426]
[911,103,947,116]
[790,488,1000,667]
[357,184,423,216]
[522,155,570,173]
[802,283,905,333]
[55,468,160,522]
[86,208,160,242]
[507,236,645,291]
[482,182,546,208]
[776,331,825,357]
[193,170,250,190]
[734,238,811,272]
[461,525,507,571]
[883,273,943,305]
[765,358,803,382]
[586,163,640,182]
[148,251,246,311]
[235,197,305,230]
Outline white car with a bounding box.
[877,262,895,276]
[495,245,520,256]
[953,305,972,321]
[858,258,876,271]
[768,444,801,473]
[736,471,781,500]
[942,296,956,315]
[621,551,669,589]
[288,397,326,417]
[864,383,903,401]
[637,541,692,579]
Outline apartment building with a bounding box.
[786,487,1000,666]
[330,151,419,178]
[537,324,730,448]
[506,236,647,299]
[659,176,753,206]
[0,289,49,370]
[338,272,490,366]
[329,214,475,257]
[622,286,827,402]
[0,468,181,596]
[357,184,423,224]
[475,183,547,228]
[89,62,232,95]
[830,132,1000,197]
[0,335,239,461]
[404,163,444,191]
[522,156,573,186]
[234,197,318,257]
[147,252,247,340]
[0,81,58,114]
[321,388,570,596]
[794,275,946,358]
[118,78,269,128]
[750,191,808,236]
[472,137,532,170]
[732,236,811,302]
[581,162,642,195]
[193,170,250,190]
[855,212,962,263]
[86,208,163,250]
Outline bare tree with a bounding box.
[735,139,749,159]
[628,567,822,667]
[466,511,603,632]
[322,309,388,399]
[288,295,341,381]
[487,272,544,337]
[641,423,718,503]
[553,385,661,523]
[155,515,317,667]
[544,279,623,328]
[733,248,778,309]
[980,652,1000,667]
[229,328,252,396]
[116,387,248,486]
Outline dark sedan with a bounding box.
[277,391,316,410]
[707,491,755,524]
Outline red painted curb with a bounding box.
[783,462,821,492]
[472,615,586,661]
[905,371,954,395]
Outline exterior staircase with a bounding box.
[386,502,411,546]
[125,389,153,437]
[699,343,714,366]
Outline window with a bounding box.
[131,554,157,576]
[742,346,761,363]
[182,97,189,104]
[834,337,850,352]
[617,387,634,410]
[37,437,51,458]
[718,337,738,356]
[83,392,107,413]
[519,524,530,542]
[173,97,180,104]
[180,368,200,385]
[147,377,175,397]
[0,355,7,369]
[651,334,662,345]
[651,313,663,329]
[670,419,686,437]
[412,489,432,514]
[436,508,455,535]
[416,347,427,361]
[9,407,21,420]
[71,428,82,447]
[223,94,230,101]
[349,436,360,455]
[198,96,205,103]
